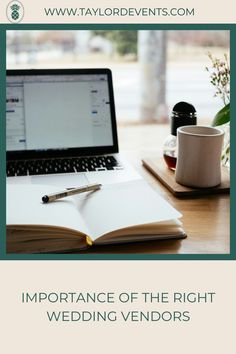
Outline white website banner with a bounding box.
[0,0,235,24]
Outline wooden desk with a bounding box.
[83,124,230,255]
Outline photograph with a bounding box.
[6,29,230,255]
[1,1,235,353]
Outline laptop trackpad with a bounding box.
[31,173,88,188]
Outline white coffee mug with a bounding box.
[175,126,224,188]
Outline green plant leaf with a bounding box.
[212,103,230,126]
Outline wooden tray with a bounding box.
[142,157,230,197]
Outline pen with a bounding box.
[42,183,102,203]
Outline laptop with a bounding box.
[6,68,140,187]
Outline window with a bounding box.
[7,30,230,124]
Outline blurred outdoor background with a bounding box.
[7,30,230,125]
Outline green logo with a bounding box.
[7,1,24,23]
[11,4,20,20]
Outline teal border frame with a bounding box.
[0,23,234,261]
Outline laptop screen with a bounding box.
[6,69,118,157]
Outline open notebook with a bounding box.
[7,180,186,253]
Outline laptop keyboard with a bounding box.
[7,155,123,177]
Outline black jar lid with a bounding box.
[171,101,197,136]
